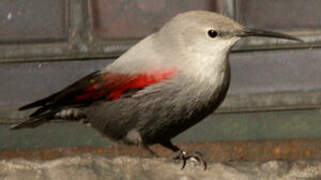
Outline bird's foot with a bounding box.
[172,150,207,170]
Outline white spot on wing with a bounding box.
[7,12,12,20]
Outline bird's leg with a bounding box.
[141,144,159,157]
[126,129,158,157]
[160,141,207,170]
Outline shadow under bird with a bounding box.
[12,11,302,169]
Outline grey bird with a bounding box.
[12,11,302,169]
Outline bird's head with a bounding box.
[158,11,302,56]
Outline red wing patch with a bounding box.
[75,69,177,101]
[18,69,176,118]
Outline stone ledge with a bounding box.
[1,154,321,180]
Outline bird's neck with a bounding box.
[183,46,230,85]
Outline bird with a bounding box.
[11,11,302,169]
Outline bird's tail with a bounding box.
[10,111,57,130]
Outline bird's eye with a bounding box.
[208,29,218,38]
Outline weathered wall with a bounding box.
[0,0,321,151]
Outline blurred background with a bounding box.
[1,0,321,161]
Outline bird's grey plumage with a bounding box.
[13,11,302,166]
[80,11,238,145]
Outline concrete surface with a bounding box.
[1,154,321,180]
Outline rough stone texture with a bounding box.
[1,154,321,180]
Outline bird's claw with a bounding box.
[172,150,207,170]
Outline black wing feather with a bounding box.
[19,71,99,115]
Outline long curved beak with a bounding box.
[237,28,303,42]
